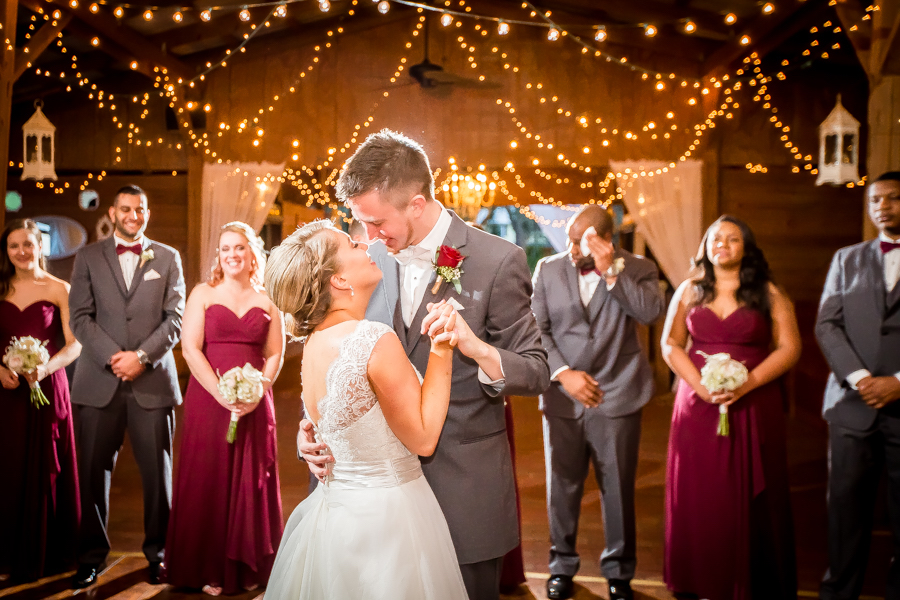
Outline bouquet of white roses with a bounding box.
[698,351,749,437]
[3,336,51,408]
[217,363,268,443]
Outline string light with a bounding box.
[643,24,657,37]
[762,3,775,14]
[142,9,153,20]
[725,13,737,25]
[684,20,696,34]
[594,25,606,41]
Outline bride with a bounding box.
[262,220,468,600]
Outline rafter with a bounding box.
[25,0,195,81]
[13,12,71,80]
[702,0,812,77]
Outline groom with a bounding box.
[299,129,550,600]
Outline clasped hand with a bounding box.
[858,376,900,409]
[110,351,145,382]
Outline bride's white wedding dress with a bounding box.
[265,320,468,600]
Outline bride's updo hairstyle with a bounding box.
[265,219,341,339]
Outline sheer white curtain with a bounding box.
[199,161,284,282]
[609,160,703,285]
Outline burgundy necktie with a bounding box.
[881,240,900,254]
[116,243,141,256]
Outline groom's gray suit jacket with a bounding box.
[366,212,550,565]
[531,250,663,419]
[816,239,900,430]
[69,236,186,409]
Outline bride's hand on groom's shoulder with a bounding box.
[297,419,332,479]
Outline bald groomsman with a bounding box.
[532,205,663,600]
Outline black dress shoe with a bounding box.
[547,574,574,600]
[608,578,634,600]
[72,564,99,588]
[148,562,164,585]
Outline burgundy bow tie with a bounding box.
[882,240,900,254]
[116,243,142,256]
[579,266,600,276]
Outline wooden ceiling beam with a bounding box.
[701,0,812,77]
[26,0,195,80]
[13,12,70,79]
[525,0,733,38]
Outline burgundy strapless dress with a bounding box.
[165,305,283,594]
[664,306,797,600]
[0,300,80,582]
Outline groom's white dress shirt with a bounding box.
[392,208,504,387]
[846,231,900,389]
[114,233,144,291]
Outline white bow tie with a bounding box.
[393,245,433,267]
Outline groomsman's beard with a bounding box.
[113,219,145,242]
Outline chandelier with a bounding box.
[440,168,496,222]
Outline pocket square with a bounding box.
[143,269,161,281]
[446,297,464,311]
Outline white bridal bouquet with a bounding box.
[217,363,268,443]
[698,351,749,437]
[3,336,51,408]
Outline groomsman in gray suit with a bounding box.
[298,129,550,600]
[68,185,185,588]
[532,205,663,600]
[817,171,900,600]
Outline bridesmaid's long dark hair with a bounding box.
[690,215,772,316]
[0,219,47,300]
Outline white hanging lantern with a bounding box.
[21,100,58,181]
[816,94,860,186]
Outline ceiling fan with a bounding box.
[408,15,498,89]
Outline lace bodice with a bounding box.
[306,320,414,465]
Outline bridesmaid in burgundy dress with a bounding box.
[660,216,801,600]
[0,219,81,583]
[165,222,285,596]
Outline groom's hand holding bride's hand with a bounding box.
[297,420,332,481]
[422,301,504,381]
[423,302,459,352]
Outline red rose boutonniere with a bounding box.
[432,245,465,294]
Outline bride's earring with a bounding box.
[349,284,355,297]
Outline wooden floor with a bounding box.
[1,355,893,600]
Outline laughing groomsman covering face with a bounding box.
[531,205,663,600]
[68,185,185,589]
[817,172,900,600]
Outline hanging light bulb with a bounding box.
[239,7,251,21]
[547,27,560,41]
[440,12,453,27]
[200,8,212,21]
[114,6,124,17]
[130,60,139,70]
[90,36,100,46]
[318,0,330,12]
[498,21,510,35]
[762,3,775,14]
[740,34,751,45]
[172,11,183,22]
[594,25,607,41]
[377,0,390,14]
[68,0,78,8]
[644,24,657,37]
[275,4,286,17]
[89,3,99,13]
[724,12,737,25]
[143,9,153,20]
[684,20,696,33]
